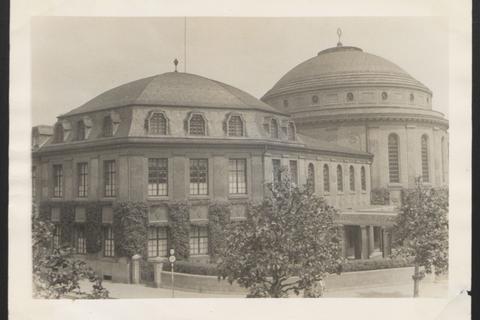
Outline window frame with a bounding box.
[148,158,169,197]
[272,159,281,187]
[103,225,115,257]
[103,160,116,198]
[289,160,298,185]
[52,164,64,198]
[336,165,344,192]
[361,166,367,191]
[189,225,209,256]
[421,134,430,182]
[188,113,207,136]
[270,119,279,139]
[323,164,330,193]
[73,224,87,254]
[148,112,168,135]
[349,165,355,192]
[77,162,89,198]
[103,116,114,137]
[189,159,209,195]
[388,133,400,183]
[77,120,86,140]
[307,163,315,191]
[228,159,247,194]
[287,122,296,141]
[148,226,168,257]
[226,114,245,137]
[54,123,64,143]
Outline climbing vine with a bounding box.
[167,201,191,259]
[112,201,149,258]
[208,201,231,262]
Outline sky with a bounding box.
[31,16,449,126]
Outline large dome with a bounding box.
[65,72,281,116]
[262,46,430,101]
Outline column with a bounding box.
[368,225,375,258]
[338,225,346,258]
[131,254,142,284]
[383,228,391,257]
[152,257,166,288]
[360,225,368,259]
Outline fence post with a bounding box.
[151,257,165,288]
[131,254,142,284]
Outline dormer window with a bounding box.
[103,116,113,137]
[148,112,168,135]
[77,120,86,140]
[53,123,64,143]
[347,92,354,102]
[189,114,206,136]
[287,122,296,141]
[270,119,279,139]
[227,114,244,137]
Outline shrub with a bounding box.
[113,201,149,258]
[371,188,390,205]
[163,260,218,276]
[167,201,191,259]
[341,257,414,272]
[208,201,231,262]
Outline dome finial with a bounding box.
[337,28,343,47]
[173,58,179,72]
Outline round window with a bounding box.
[312,95,319,104]
[347,92,354,101]
[381,92,388,100]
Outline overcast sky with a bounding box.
[31,16,449,126]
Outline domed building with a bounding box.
[262,43,449,205]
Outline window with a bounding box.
[381,92,388,100]
[103,116,113,137]
[32,166,36,198]
[52,224,61,249]
[189,159,208,195]
[77,162,88,198]
[287,122,296,141]
[441,137,446,183]
[307,163,315,191]
[148,226,168,257]
[270,119,279,139]
[361,166,366,191]
[421,134,430,182]
[336,165,343,192]
[283,99,289,108]
[347,92,354,101]
[103,226,115,257]
[74,225,86,254]
[54,124,64,143]
[312,95,319,103]
[410,93,415,102]
[53,164,63,198]
[77,120,86,140]
[148,158,168,196]
[228,115,244,137]
[388,134,400,183]
[189,225,208,255]
[104,160,116,197]
[349,166,355,191]
[229,159,247,194]
[323,164,330,192]
[289,160,298,185]
[272,159,281,186]
[189,114,206,136]
[149,113,167,135]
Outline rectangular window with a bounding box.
[104,160,116,197]
[229,159,247,194]
[147,226,168,257]
[77,162,88,198]
[52,224,61,249]
[189,225,208,255]
[289,160,298,185]
[272,159,281,186]
[74,225,86,254]
[189,159,208,195]
[103,226,115,257]
[53,164,63,198]
[32,166,36,198]
[148,158,168,196]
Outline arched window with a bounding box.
[388,133,400,183]
[77,120,86,140]
[103,116,113,137]
[287,122,296,141]
[421,134,430,182]
[336,165,343,192]
[228,115,244,137]
[270,119,279,139]
[189,114,206,136]
[307,163,315,191]
[54,123,64,143]
[349,166,355,191]
[361,166,366,191]
[149,113,167,135]
[441,136,446,183]
[323,164,330,193]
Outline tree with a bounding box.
[217,170,342,297]
[392,178,448,297]
[32,214,109,299]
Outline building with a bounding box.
[31,40,448,282]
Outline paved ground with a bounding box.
[80,279,448,299]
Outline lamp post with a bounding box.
[169,248,176,298]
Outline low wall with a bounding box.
[76,254,131,284]
[158,267,437,294]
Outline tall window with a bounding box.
[361,166,366,191]
[189,159,208,195]
[289,160,298,185]
[189,114,206,136]
[421,134,430,182]
[388,134,400,183]
[272,159,281,186]
[287,122,296,141]
[307,163,315,191]
[103,116,113,137]
[53,164,63,198]
[441,137,446,183]
[103,226,115,257]
[54,124,64,143]
[337,165,343,192]
[189,225,208,255]
[104,160,116,197]
[148,226,168,257]
[228,115,244,137]
[32,166,37,198]
[270,119,279,139]
[229,159,247,194]
[149,113,167,135]
[148,158,168,196]
[52,224,61,249]
[74,225,86,254]
[77,162,88,198]
[77,120,86,140]
[349,166,355,191]
[323,164,330,192]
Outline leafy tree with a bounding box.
[32,214,109,299]
[392,178,448,297]
[217,170,342,297]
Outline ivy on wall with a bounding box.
[112,202,149,258]
[85,203,103,254]
[208,201,231,262]
[167,201,191,259]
